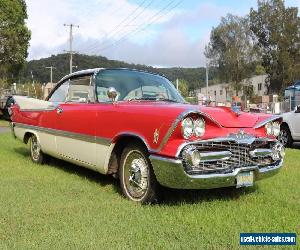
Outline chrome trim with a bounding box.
[156,109,222,152]
[199,150,232,162]
[254,115,282,128]
[249,148,273,158]
[150,155,283,189]
[175,136,276,158]
[14,123,111,146]
[112,132,152,152]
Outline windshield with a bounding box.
[95,69,185,103]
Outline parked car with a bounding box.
[0,89,13,119]
[279,105,300,147]
[1,96,15,121]
[10,68,285,203]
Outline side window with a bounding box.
[66,76,94,103]
[48,81,69,103]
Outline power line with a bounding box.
[87,0,182,54]
[64,23,79,74]
[81,0,150,53]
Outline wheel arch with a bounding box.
[106,133,150,176]
[23,131,36,144]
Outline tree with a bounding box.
[250,0,300,93]
[205,14,256,95]
[0,0,31,81]
[175,79,189,98]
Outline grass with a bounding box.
[0,119,9,127]
[0,132,299,249]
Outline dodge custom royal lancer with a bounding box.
[10,68,285,203]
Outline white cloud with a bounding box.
[25,0,247,67]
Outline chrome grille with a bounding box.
[181,140,276,175]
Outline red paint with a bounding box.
[11,101,280,157]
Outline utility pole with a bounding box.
[206,60,209,100]
[176,78,179,90]
[64,23,79,74]
[45,66,56,83]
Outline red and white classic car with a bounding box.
[10,68,285,203]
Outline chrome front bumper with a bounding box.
[150,155,283,189]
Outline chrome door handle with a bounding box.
[57,107,63,114]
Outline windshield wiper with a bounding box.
[156,98,179,103]
[127,97,178,103]
[127,97,157,101]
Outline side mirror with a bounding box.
[295,105,300,113]
[107,87,117,102]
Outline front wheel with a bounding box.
[119,143,158,204]
[278,125,293,147]
[29,134,46,164]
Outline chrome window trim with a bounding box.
[14,123,111,146]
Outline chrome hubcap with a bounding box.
[31,136,41,161]
[124,151,149,199]
[278,130,288,146]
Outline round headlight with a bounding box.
[272,122,280,137]
[181,117,194,139]
[265,122,273,136]
[194,118,205,137]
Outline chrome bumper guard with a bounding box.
[149,155,283,189]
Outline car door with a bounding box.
[54,75,98,169]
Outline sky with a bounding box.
[26,0,300,67]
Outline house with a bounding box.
[43,82,56,100]
[196,74,268,104]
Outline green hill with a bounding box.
[21,53,215,91]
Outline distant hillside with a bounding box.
[21,53,216,90]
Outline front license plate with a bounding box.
[236,171,254,188]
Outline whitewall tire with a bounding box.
[120,142,158,204]
[29,134,46,164]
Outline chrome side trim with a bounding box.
[155,109,223,152]
[199,150,232,162]
[254,115,282,128]
[14,123,111,146]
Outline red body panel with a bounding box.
[11,101,277,158]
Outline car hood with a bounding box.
[118,101,271,128]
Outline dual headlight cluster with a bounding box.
[265,122,280,137]
[181,117,205,139]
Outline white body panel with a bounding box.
[283,111,300,140]
[14,125,111,174]
[13,96,55,111]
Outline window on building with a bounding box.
[214,90,217,96]
[220,89,223,95]
[258,83,262,91]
